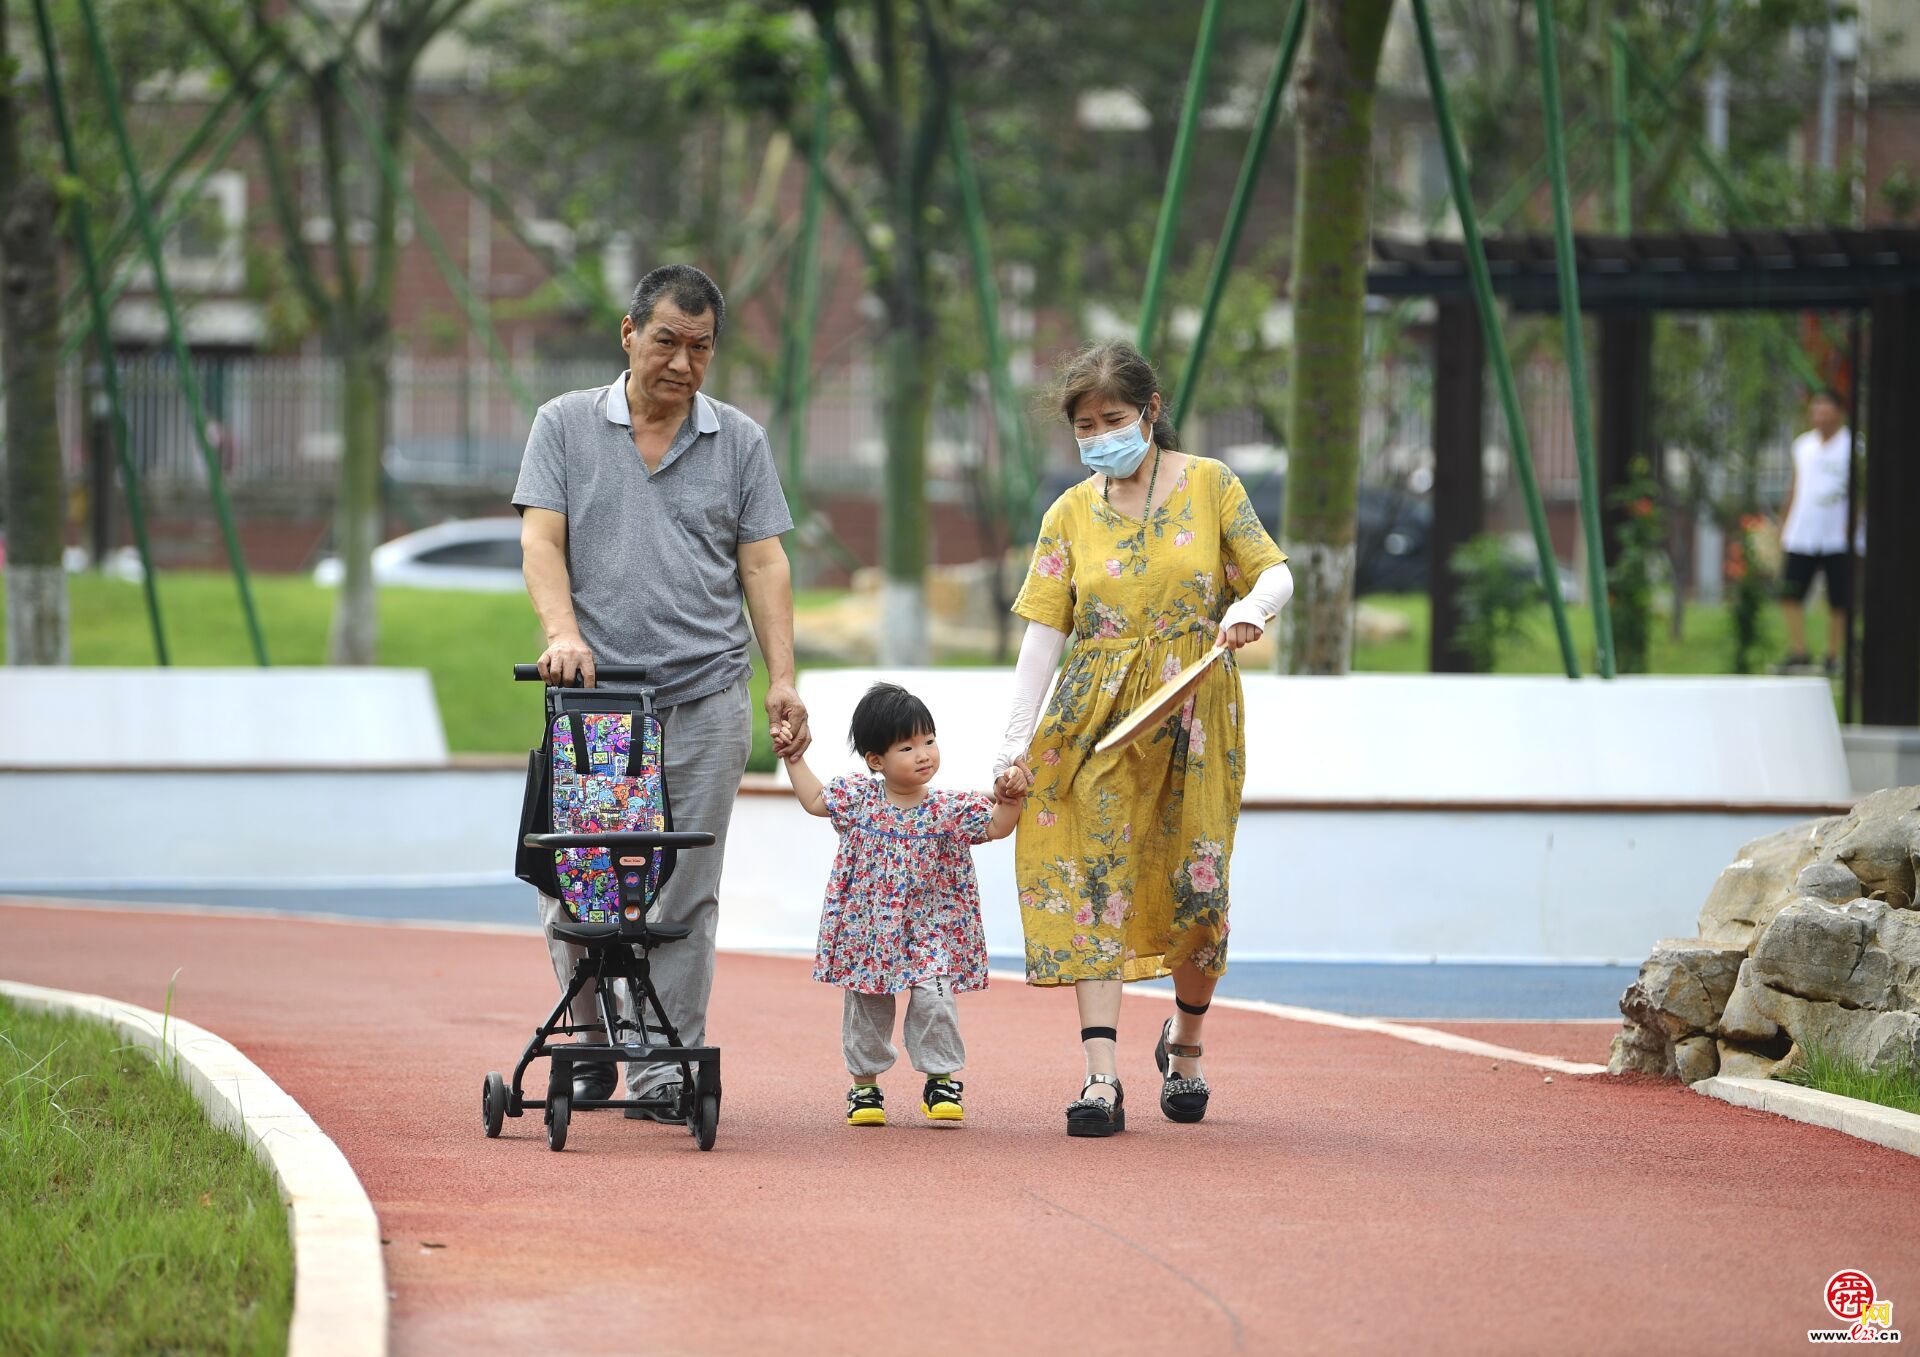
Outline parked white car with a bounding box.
[313,517,525,592]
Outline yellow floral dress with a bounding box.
[1011,455,1287,985]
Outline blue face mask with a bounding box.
[1076,408,1152,477]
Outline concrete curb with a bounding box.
[0,980,388,1357]
[1692,1074,1920,1157]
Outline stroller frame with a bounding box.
[483,664,721,1152]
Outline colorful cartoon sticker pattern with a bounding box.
[550,711,667,924]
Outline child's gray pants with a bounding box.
[843,976,965,1077]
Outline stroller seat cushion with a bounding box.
[549,919,694,946]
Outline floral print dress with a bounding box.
[1011,456,1287,985]
[812,775,996,995]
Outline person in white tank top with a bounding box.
[1777,389,1855,671]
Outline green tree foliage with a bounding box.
[1449,532,1541,672]
[1605,458,1666,674]
[1425,0,1843,234]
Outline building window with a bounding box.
[135,169,245,292]
[301,118,406,245]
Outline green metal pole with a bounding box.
[1172,0,1306,430]
[1483,3,1716,232]
[1410,0,1580,678]
[27,0,169,664]
[58,80,242,331]
[61,66,294,364]
[1610,26,1632,234]
[74,0,269,664]
[339,81,538,418]
[1536,0,1615,677]
[1137,0,1225,351]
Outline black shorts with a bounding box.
[1781,551,1851,610]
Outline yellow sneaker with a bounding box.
[921,1076,965,1123]
[846,1084,886,1126]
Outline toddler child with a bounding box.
[778,681,1025,1125]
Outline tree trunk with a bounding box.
[878,308,932,665]
[1,0,70,665]
[1281,0,1394,675]
[326,336,386,664]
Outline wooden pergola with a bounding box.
[1369,226,1920,726]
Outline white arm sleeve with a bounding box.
[994,619,1069,776]
[1219,562,1295,636]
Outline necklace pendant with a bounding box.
[1105,447,1163,528]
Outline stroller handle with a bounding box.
[513,663,651,683]
[524,830,716,851]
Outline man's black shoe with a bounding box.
[571,1062,617,1104]
[623,1081,685,1122]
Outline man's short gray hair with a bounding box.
[628,264,726,340]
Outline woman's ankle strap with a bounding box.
[1080,1025,1118,1043]
[1175,997,1210,1016]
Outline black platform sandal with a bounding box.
[1066,1073,1126,1137]
[1155,1001,1211,1123]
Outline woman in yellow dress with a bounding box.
[993,342,1292,1138]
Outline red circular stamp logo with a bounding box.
[1826,1270,1876,1322]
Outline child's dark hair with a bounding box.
[849,682,935,760]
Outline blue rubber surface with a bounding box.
[19,886,1634,1020]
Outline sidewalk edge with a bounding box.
[1692,1074,1920,1158]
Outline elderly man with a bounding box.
[512,263,810,1114]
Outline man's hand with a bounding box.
[994,755,1032,801]
[767,682,810,759]
[537,634,596,687]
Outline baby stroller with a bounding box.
[482,663,721,1151]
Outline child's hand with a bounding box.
[774,721,801,762]
[994,757,1032,801]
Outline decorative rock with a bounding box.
[1745,982,1920,1074]
[1715,1039,1797,1080]
[1618,786,1920,1082]
[1749,899,1894,1011]
[1674,1035,1719,1084]
[1696,819,1834,948]
[1795,860,1864,905]
[1618,938,1748,1039]
[1607,1021,1670,1077]
[1715,960,1780,1043]
[1820,785,1920,909]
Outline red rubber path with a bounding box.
[5,899,1916,1356]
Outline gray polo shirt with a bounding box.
[512,374,794,706]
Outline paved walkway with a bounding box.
[5,898,1916,1355]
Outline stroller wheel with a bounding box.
[482,1072,506,1139]
[545,1093,570,1151]
[693,1090,719,1151]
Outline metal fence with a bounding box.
[56,354,997,496]
[53,348,1792,512]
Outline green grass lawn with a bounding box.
[1777,1042,1920,1116]
[2,573,1842,769]
[0,996,292,1356]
